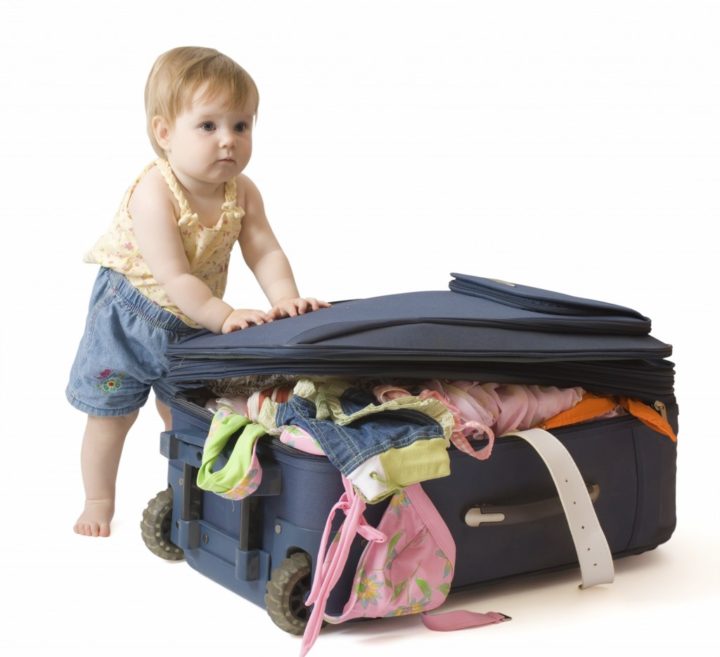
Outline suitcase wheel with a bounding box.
[140,488,184,561]
[265,552,313,635]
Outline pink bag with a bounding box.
[300,479,508,656]
[326,483,455,622]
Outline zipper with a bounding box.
[266,436,328,462]
[175,395,328,462]
[170,357,673,402]
[174,396,214,421]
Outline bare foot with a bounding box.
[74,499,114,537]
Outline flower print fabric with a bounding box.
[300,481,457,656]
[84,159,245,328]
[279,425,325,455]
[326,485,455,623]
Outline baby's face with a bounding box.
[165,85,254,185]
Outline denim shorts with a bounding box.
[274,387,447,476]
[66,267,203,416]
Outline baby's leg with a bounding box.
[74,411,138,537]
[155,398,173,432]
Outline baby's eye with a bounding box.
[199,121,216,131]
[235,121,249,133]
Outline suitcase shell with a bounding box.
[155,393,677,618]
[147,276,678,629]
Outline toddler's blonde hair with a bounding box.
[145,46,259,157]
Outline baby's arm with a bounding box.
[238,176,330,319]
[130,170,270,333]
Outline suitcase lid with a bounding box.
[166,274,674,401]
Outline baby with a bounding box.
[66,46,329,537]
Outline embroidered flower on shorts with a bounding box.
[97,369,125,393]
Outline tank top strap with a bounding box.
[222,175,241,215]
[221,176,244,222]
[155,158,195,219]
[224,176,237,205]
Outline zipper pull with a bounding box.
[653,400,668,421]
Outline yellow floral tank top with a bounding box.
[84,159,245,328]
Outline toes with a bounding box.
[74,519,110,537]
[74,500,114,537]
[74,522,90,536]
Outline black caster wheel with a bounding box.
[265,552,313,635]
[140,488,184,561]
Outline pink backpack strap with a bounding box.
[420,389,496,461]
[300,482,509,656]
[449,421,495,460]
[404,485,508,631]
[300,478,382,657]
[422,609,510,631]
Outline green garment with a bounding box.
[197,409,266,495]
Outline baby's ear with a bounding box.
[151,115,172,151]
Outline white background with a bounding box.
[1,0,718,654]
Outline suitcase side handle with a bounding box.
[464,483,600,527]
[474,428,614,589]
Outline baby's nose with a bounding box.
[218,128,235,147]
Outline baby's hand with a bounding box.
[269,297,331,320]
[221,308,273,334]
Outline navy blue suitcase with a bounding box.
[142,275,677,633]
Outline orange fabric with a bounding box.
[541,393,676,442]
[618,397,677,442]
[541,394,616,430]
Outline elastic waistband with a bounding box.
[101,267,198,334]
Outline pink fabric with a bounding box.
[374,381,584,462]
[325,483,456,624]
[421,610,510,631]
[300,478,372,657]
[220,450,263,501]
[372,384,415,401]
[300,480,461,657]
[432,381,584,436]
[279,425,325,456]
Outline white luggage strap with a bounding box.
[502,428,614,588]
[423,428,613,634]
